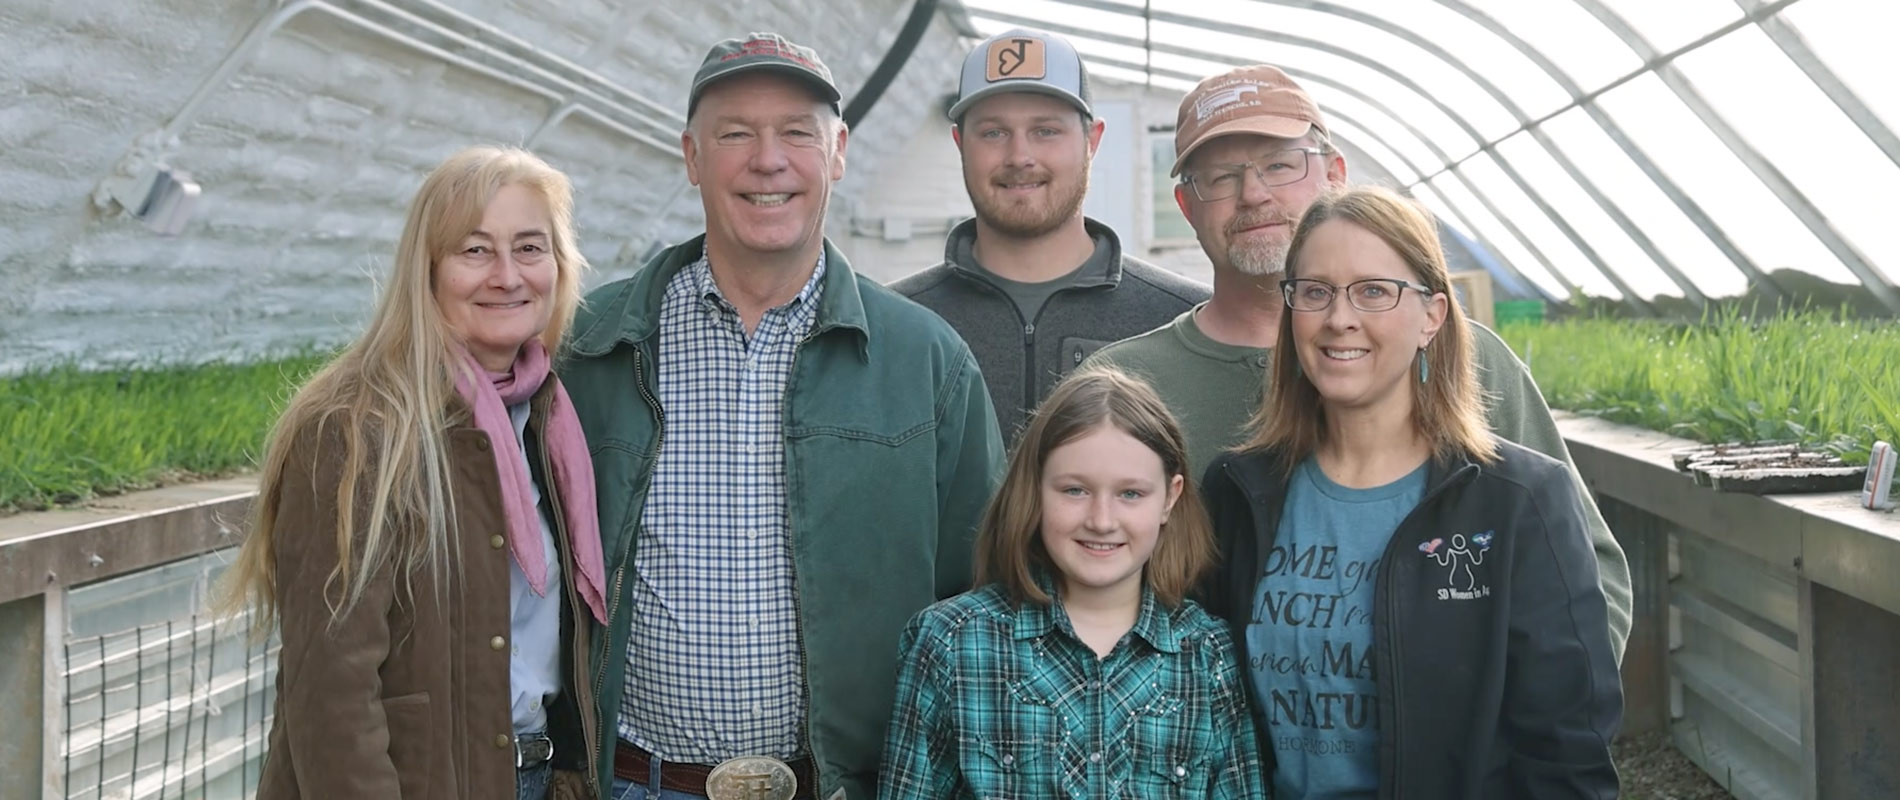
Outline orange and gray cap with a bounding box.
[947,28,1093,122]
[688,32,842,118]
[1171,65,1326,177]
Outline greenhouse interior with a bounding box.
[2,0,1896,798]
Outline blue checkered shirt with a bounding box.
[617,253,825,763]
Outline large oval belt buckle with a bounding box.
[705,755,797,800]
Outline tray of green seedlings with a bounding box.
[1671,442,1865,495]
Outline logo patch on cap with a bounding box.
[986,37,1047,82]
[723,36,823,71]
[1195,83,1262,122]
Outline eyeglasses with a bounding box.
[1182,147,1327,202]
[1281,278,1438,313]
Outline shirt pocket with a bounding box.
[1127,691,1215,800]
[1060,336,1115,374]
[961,735,1051,800]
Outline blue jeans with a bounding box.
[517,761,552,800]
[609,775,708,800]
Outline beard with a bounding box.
[967,165,1090,239]
[1224,210,1297,276]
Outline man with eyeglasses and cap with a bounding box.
[560,32,1004,800]
[1085,65,1631,661]
[891,28,1210,441]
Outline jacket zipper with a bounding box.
[591,346,666,785]
[950,268,1057,427]
[1020,284,1096,421]
[1226,455,1475,797]
[533,394,601,797]
[1374,461,1476,799]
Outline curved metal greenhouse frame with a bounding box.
[949,0,1900,314]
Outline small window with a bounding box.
[1150,134,1196,245]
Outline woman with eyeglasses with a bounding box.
[219,147,606,800]
[1197,185,1621,799]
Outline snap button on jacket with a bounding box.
[256,393,600,800]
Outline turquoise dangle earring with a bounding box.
[1417,348,1430,383]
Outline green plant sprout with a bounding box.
[1500,307,1899,469]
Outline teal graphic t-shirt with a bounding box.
[1246,457,1427,799]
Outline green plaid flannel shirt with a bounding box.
[879,580,1265,799]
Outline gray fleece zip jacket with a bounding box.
[889,217,1210,440]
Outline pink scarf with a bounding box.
[452,340,608,623]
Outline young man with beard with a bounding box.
[1085,65,1631,660]
[890,28,1209,441]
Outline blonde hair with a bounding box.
[216,146,588,632]
[975,368,1216,609]
[1240,185,1497,471]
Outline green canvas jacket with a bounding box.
[559,236,1005,800]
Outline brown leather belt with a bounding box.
[613,742,817,799]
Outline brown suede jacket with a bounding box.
[256,384,599,800]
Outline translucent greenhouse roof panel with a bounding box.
[1455,152,1628,302]
[952,0,1900,308]
[1595,75,1862,288]
[1590,0,1743,54]
[1326,117,1421,186]
[1421,176,1575,301]
[1539,108,1753,299]
[1315,0,1574,119]
[1676,24,1900,287]
[1451,0,1644,90]
[1492,132,1691,301]
[1143,0,1523,139]
[1786,0,1900,143]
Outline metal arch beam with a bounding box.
[1031,0,1655,308]
[1735,0,1900,171]
[1321,109,1577,303]
[1240,0,1709,307]
[1571,0,1900,314]
[1252,64,1576,301]
[1084,52,1563,300]
[974,4,1656,313]
[1430,0,1790,306]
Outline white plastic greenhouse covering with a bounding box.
[945,0,1900,315]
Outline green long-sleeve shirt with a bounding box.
[1086,304,1632,663]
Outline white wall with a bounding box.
[0,0,967,372]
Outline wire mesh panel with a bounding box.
[59,551,278,800]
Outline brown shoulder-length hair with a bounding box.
[1240,185,1498,472]
[975,368,1216,609]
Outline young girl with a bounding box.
[1201,186,1620,798]
[878,368,1263,800]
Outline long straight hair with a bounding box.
[216,146,588,632]
[1240,185,1497,471]
[975,368,1216,609]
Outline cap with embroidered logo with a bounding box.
[689,32,842,119]
[1171,65,1326,177]
[948,28,1093,122]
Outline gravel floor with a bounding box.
[1615,731,1735,800]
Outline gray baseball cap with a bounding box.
[947,28,1093,122]
[688,33,842,119]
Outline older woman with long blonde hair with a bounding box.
[1199,185,1622,798]
[220,146,606,800]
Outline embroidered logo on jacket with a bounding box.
[1419,531,1493,600]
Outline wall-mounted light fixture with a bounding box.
[97,162,201,237]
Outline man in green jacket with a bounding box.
[559,34,1004,800]
[1086,65,1631,662]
